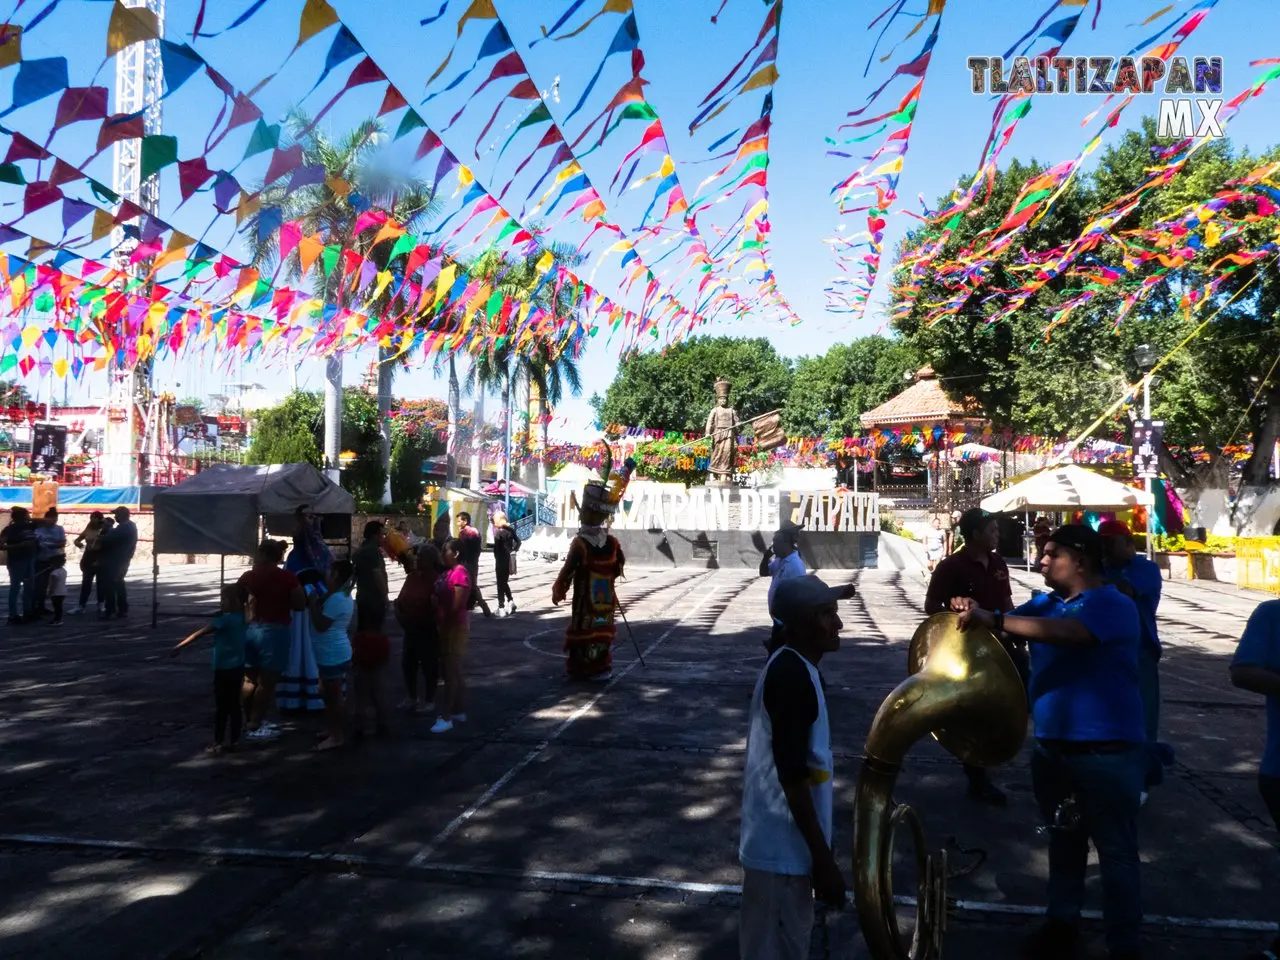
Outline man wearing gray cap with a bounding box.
[739,574,853,960]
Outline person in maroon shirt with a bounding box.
[925,507,1018,806]
[237,540,306,741]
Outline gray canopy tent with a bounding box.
[150,463,355,626]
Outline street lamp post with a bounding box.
[1134,344,1159,561]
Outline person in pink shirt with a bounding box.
[432,538,472,734]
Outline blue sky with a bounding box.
[6,0,1279,433]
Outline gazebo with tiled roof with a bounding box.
[860,365,986,431]
[858,365,989,507]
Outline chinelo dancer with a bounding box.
[552,450,634,682]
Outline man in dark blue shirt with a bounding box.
[1231,600,1280,960]
[954,525,1144,960]
[1100,519,1165,799]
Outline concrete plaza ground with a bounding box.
[0,548,1276,959]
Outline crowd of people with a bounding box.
[8,491,1279,959]
[172,508,524,751]
[2,504,138,624]
[746,509,1279,960]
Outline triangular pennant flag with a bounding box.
[177,157,214,201]
[378,85,408,116]
[243,118,280,159]
[264,143,303,184]
[297,235,324,277]
[315,25,362,87]
[52,86,108,131]
[296,0,339,47]
[394,109,427,140]
[107,0,161,57]
[5,57,68,115]
[0,24,22,70]
[47,158,80,187]
[139,135,178,182]
[90,208,114,241]
[96,112,143,152]
[159,40,204,95]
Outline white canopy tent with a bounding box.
[982,465,1153,571]
[981,464,1152,514]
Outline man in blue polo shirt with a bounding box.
[1230,600,1280,960]
[954,524,1144,960]
[1100,519,1166,799]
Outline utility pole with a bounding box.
[105,0,165,486]
[1135,344,1159,561]
[1142,373,1154,561]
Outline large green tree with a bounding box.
[247,389,386,503]
[592,336,793,434]
[890,120,1280,528]
[783,337,918,437]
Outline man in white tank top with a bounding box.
[739,574,852,960]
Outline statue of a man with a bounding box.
[704,377,741,484]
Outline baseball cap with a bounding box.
[773,574,846,627]
[1047,524,1103,567]
[1097,519,1132,538]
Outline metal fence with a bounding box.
[1236,537,1280,595]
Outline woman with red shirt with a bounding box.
[238,540,306,741]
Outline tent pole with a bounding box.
[1025,510,1031,572]
[151,552,158,629]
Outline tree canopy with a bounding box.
[783,336,918,437]
[890,120,1280,498]
[246,389,386,503]
[592,336,794,434]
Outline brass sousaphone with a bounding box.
[853,613,1029,960]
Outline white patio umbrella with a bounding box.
[981,464,1152,514]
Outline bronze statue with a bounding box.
[704,377,741,485]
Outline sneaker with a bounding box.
[509,603,517,615]
[396,698,419,713]
[430,718,454,734]
[588,670,613,682]
[1139,791,1149,807]
[1020,918,1080,960]
[497,606,507,618]
[452,713,467,723]
[51,619,63,626]
[246,726,280,741]
[73,605,85,616]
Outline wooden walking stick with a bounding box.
[613,593,645,667]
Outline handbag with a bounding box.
[508,554,518,576]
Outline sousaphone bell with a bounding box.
[853,612,1029,960]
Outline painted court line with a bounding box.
[407,572,722,867]
[1,832,1274,933]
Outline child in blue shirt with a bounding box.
[172,585,248,753]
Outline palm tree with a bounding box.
[461,243,584,498]
[244,112,439,501]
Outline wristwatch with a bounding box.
[993,611,1005,634]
